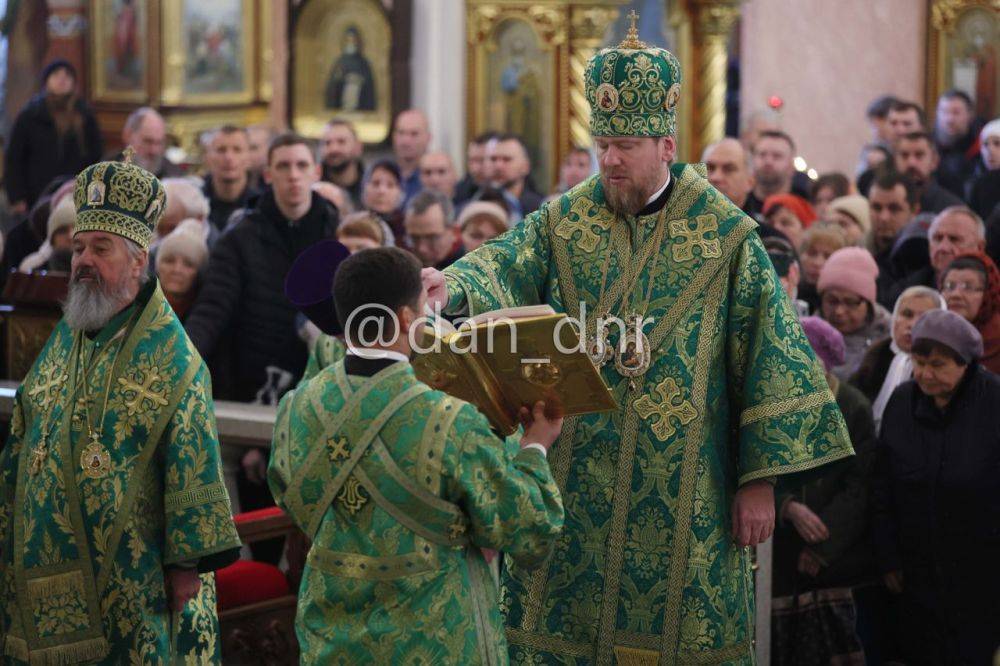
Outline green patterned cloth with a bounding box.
[0,281,241,665]
[300,334,347,384]
[443,165,853,665]
[268,360,564,664]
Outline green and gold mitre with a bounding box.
[585,11,682,137]
[73,148,166,250]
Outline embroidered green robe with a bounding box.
[268,360,564,664]
[301,334,347,384]
[442,166,854,665]
[0,281,242,665]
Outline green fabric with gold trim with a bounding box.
[441,165,854,664]
[269,359,564,664]
[586,22,682,137]
[73,156,166,250]
[0,280,241,664]
[300,334,348,384]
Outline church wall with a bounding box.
[740,0,927,177]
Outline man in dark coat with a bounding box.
[3,60,102,213]
[185,132,338,403]
[184,133,338,564]
[873,310,1000,665]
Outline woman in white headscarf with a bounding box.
[849,285,945,432]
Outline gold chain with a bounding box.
[76,310,141,442]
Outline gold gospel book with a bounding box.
[412,306,617,435]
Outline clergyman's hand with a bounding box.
[166,568,202,611]
[519,401,564,450]
[731,479,775,547]
[421,268,448,311]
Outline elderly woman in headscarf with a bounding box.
[818,247,891,380]
[939,250,1000,373]
[850,286,945,432]
[873,309,1000,666]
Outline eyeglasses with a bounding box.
[822,294,864,310]
[942,280,984,293]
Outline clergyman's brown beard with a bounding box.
[601,175,648,216]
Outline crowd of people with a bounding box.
[1,58,999,664]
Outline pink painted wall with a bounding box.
[740,0,927,177]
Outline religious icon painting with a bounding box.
[89,0,149,103]
[928,3,999,119]
[291,0,394,143]
[160,0,256,105]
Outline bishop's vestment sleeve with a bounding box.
[442,206,553,316]
[443,404,563,567]
[0,389,25,624]
[725,235,854,486]
[162,364,241,571]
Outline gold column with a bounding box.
[685,0,742,160]
[568,4,626,150]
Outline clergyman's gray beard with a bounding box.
[601,176,648,216]
[134,153,163,175]
[63,277,130,331]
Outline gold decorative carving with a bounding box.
[925,0,999,113]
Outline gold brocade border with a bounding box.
[3,634,110,666]
[739,448,855,487]
[658,274,726,664]
[506,627,593,658]
[678,638,753,664]
[282,361,408,531]
[163,482,228,513]
[466,549,502,666]
[594,387,642,666]
[305,382,430,539]
[738,390,833,427]
[307,543,436,581]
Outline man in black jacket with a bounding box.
[185,132,339,403]
[185,133,338,561]
[3,59,102,213]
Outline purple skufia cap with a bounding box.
[911,309,984,364]
[284,239,351,336]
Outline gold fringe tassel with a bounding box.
[24,570,84,599]
[4,634,110,666]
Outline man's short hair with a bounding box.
[870,168,919,207]
[493,132,531,160]
[267,132,314,164]
[405,189,454,226]
[205,124,248,146]
[867,95,900,119]
[124,107,160,135]
[753,130,796,154]
[934,205,986,240]
[889,101,927,128]
[325,118,359,139]
[939,89,973,109]
[763,236,799,277]
[333,247,423,344]
[472,131,498,145]
[811,173,850,201]
[898,130,936,151]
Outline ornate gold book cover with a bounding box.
[413,307,617,435]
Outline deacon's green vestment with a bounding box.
[301,334,347,384]
[268,358,564,664]
[442,166,854,665]
[0,281,241,665]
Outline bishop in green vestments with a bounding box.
[269,247,565,664]
[0,158,241,664]
[421,20,854,666]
